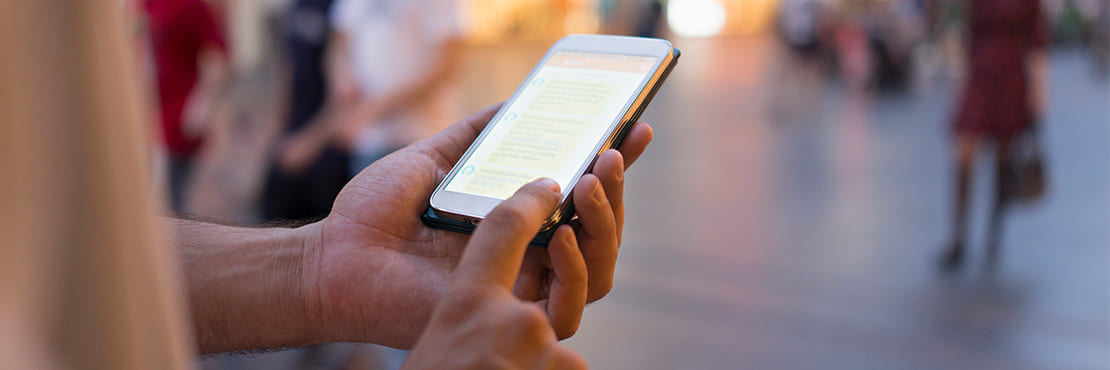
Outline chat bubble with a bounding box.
[529,79,619,116]
[460,166,541,200]
[485,112,591,171]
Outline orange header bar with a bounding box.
[546,51,657,73]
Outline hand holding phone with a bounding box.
[404,179,588,369]
[425,34,679,244]
[306,102,652,347]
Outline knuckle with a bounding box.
[555,319,580,340]
[511,304,550,333]
[591,180,607,205]
[590,281,613,302]
[439,287,490,321]
[576,179,602,207]
[525,184,561,206]
[450,284,489,306]
[608,154,625,182]
[556,347,589,370]
[564,261,589,285]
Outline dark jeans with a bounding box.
[168,154,195,214]
[262,147,351,222]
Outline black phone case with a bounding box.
[422,47,682,247]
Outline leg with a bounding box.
[305,148,352,221]
[941,134,977,270]
[261,165,311,222]
[986,137,1013,265]
[168,154,195,215]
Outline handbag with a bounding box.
[1004,124,1047,203]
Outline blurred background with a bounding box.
[132,0,1109,368]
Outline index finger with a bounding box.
[452,178,563,292]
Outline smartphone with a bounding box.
[424,34,679,245]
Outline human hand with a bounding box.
[401,179,588,370]
[333,102,379,151]
[181,94,215,140]
[277,130,329,175]
[302,103,653,348]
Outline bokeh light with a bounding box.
[666,0,727,38]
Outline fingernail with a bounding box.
[531,177,560,193]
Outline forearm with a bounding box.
[187,50,229,110]
[170,218,323,353]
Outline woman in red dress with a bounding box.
[941,0,1050,269]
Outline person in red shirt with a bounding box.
[941,0,1049,269]
[143,0,230,213]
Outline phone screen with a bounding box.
[444,51,660,200]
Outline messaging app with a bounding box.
[446,51,659,200]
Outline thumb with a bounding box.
[451,178,562,293]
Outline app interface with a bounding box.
[445,51,659,200]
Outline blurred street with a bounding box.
[528,37,1108,369]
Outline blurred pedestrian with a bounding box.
[633,0,666,38]
[262,0,349,222]
[327,0,464,176]
[833,4,874,94]
[941,0,1049,270]
[143,0,230,214]
[866,0,926,91]
[772,0,831,125]
[1092,1,1109,76]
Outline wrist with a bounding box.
[177,219,324,353]
[247,223,325,350]
[295,221,326,345]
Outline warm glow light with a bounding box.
[666,0,727,38]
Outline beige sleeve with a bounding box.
[0,1,194,369]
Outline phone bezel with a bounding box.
[429,34,675,227]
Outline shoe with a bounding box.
[938,242,964,272]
